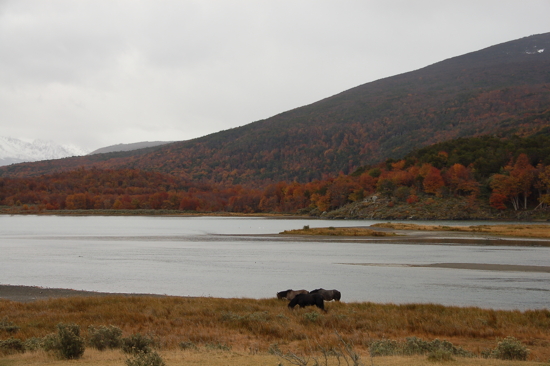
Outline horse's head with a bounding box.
[276,290,290,299]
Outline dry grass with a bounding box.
[2,349,549,366]
[281,227,393,236]
[1,296,549,364]
[372,222,550,238]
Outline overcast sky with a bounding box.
[1,1,549,151]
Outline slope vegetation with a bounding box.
[1,33,550,185]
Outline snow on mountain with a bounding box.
[0,136,89,166]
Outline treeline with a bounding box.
[2,135,550,214]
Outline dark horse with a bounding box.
[288,293,326,312]
[310,288,341,301]
[276,289,309,300]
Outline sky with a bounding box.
[1,1,549,152]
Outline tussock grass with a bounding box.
[372,222,550,238]
[280,227,393,236]
[1,296,549,363]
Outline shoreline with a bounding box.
[0,284,172,303]
[341,262,550,273]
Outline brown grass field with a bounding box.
[280,227,393,236]
[1,296,549,365]
[372,223,550,238]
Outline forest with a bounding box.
[2,134,550,216]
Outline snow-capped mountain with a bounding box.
[0,136,89,166]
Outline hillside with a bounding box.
[87,141,174,155]
[1,33,550,184]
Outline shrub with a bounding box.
[0,337,25,355]
[0,318,20,334]
[44,323,85,359]
[303,311,320,323]
[122,333,154,354]
[24,337,43,351]
[429,339,473,358]
[369,339,399,356]
[179,341,198,350]
[88,325,122,350]
[489,336,530,361]
[369,337,473,358]
[402,336,432,355]
[205,342,231,351]
[427,349,454,362]
[406,194,419,204]
[394,186,410,202]
[125,350,166,366]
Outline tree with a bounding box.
[423,166,445,195]
[444,163,479,196]
[490,154,535,210]
[536,164,550,208]
[508,153,535,209]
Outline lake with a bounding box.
[1,215,548,310]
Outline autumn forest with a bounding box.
[1,133,550,217]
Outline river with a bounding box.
[0,215,548,310]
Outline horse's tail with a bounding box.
[334,290,341,301]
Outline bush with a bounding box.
[427,349,454,362]
[303,311,320,323]
[369,337,473,358]
[369,339,399,356]
[125,350,166,366]
[88,325,122,350]
[179,341,198,350]
[122,333,154,354]
[0,318,20,334]
[0,337,25,355]
[24,337,43,351]
[205,342,231,351]
[489,336,530,361]
[43,323,85,359]
[402,336,432,355]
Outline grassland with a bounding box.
[372,223,550,238]
[280,226,393,236]
[2,349,549,366]
[1,296,549,365]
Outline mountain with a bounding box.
[0,137,88,167]
[88,141,174,155]
[1,32,550,183]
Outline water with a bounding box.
[1,215,549,310]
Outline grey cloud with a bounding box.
[0,0,549,150]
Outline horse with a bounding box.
[310,288,341,301]
[276,289,309,300]
[288,293,326,312]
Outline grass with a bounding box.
[280,226,394,236]
[372,222,550,238]
[1,296,549,364]
[1,349,548,366]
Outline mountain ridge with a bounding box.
[0,137,88,167]
[87,141,174,155]
[1,32,550,183]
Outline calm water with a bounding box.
[1,215,549,310]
